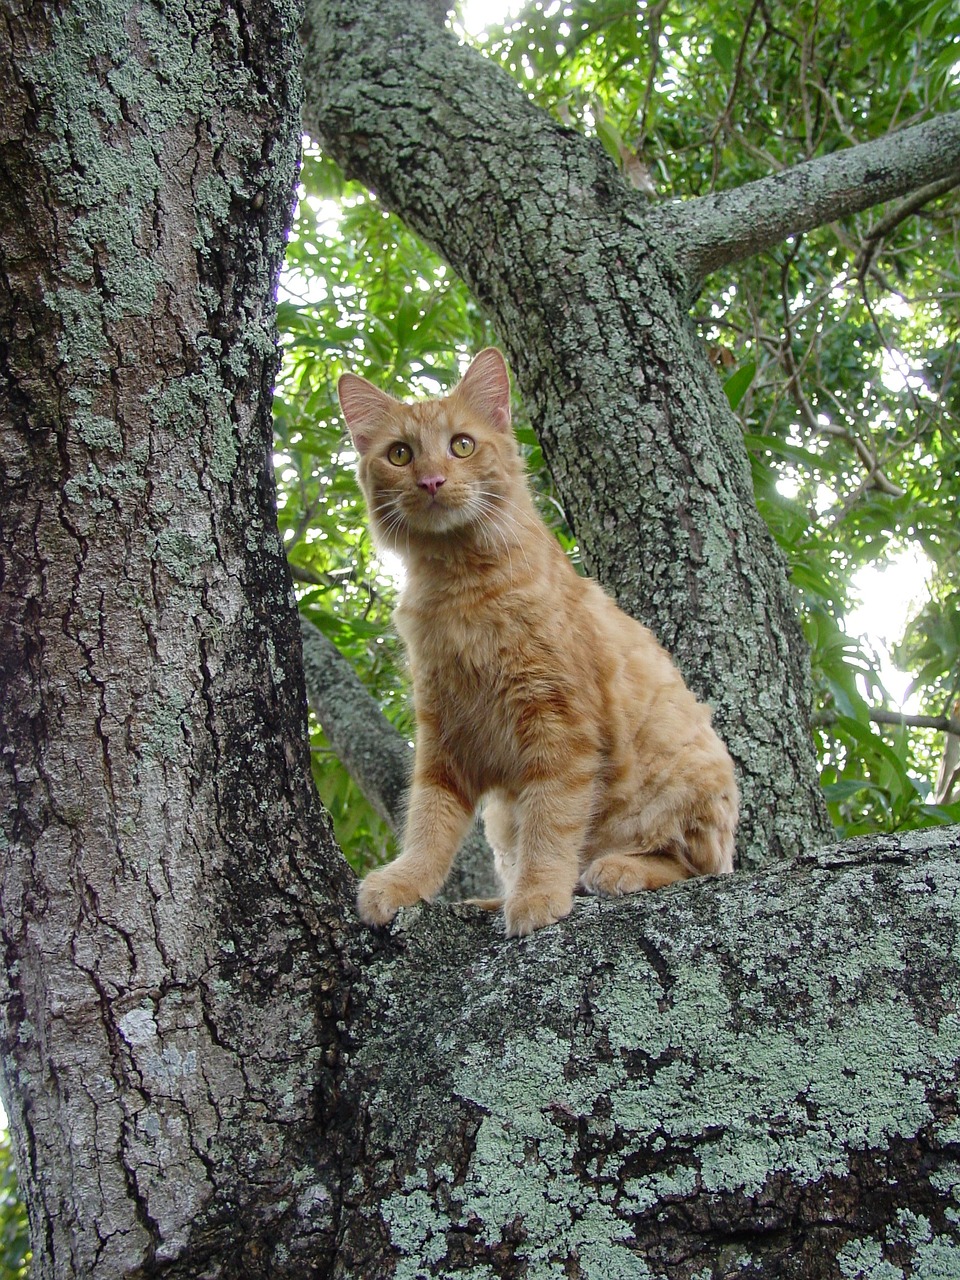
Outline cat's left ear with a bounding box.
[452,348,511,432]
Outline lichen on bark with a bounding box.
[334,826,960,1279]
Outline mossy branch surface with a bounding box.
[334,824,960,1279]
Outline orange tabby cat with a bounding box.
[337,349,738,936]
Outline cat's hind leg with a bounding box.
[581,770,738,899]
[580,848,692,897]
[461,793,514,913]
[581,811,736,897]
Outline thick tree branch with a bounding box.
[300,617,412,831]
[665,111,960,288]
[339,824,960,1275]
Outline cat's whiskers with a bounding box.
[371,496,412,558]
[469,491,516,573]
[484,498,534,580]
[473,490,534,581]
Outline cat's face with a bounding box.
[338,349,525,555]
[354,400,519,544]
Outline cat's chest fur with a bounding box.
[395,571,530,697]
[393,561,578,786]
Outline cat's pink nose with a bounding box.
[418,475,446,496]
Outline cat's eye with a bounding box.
[450,434,475,458]
[387,442,412,466]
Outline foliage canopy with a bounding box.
[275,0,960,867]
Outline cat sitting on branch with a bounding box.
[338,349,738,936]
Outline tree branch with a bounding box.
[300,616,412,831]
[814,707,960,737]
[341,824,960,1274]
[937,702,960,806]
[665,111,960,289]
[299,616,496,899]
[856,174,960,282]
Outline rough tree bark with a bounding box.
[3,0,960,1276]
[0,0,352,1272]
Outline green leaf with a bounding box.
[594,117,624,164]
[723,360,756,409]
[712,31,734,73]
[0,1130,29,1279]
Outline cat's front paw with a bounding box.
[503,888,573,937]
[357,864,424,926]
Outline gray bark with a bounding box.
[300,0,837,871]
[300,617,414,834]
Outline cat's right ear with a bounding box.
[337,373,396,455]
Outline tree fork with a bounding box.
[3,0,960,1275]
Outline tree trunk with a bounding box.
[0,0,352,1272]
[4,0,960,1277]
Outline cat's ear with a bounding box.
[337,373,397,455]
[452,348,511,432]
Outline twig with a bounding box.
[856,175,960,283]
[638,0,669,143]
[814,708,960,736]
[709,0,764,186]
[777,251,904,497]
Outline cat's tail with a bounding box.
[681,781,739,876]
